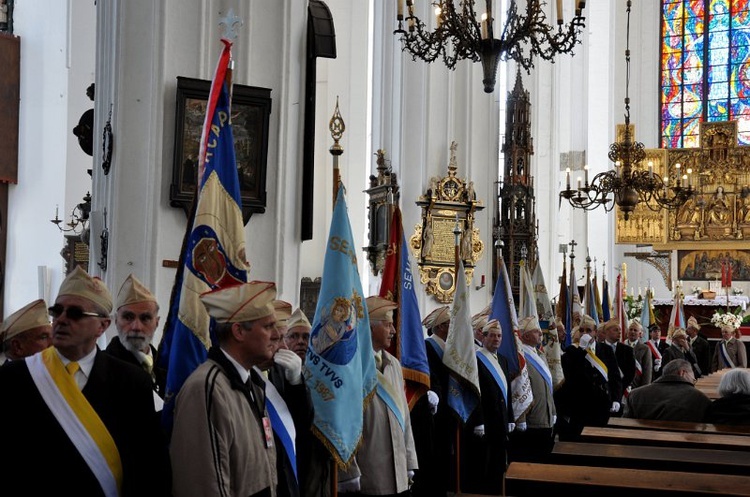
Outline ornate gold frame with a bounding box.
[410,142,484,303]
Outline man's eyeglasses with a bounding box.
[48,304,102,321]
[286,332,310,342]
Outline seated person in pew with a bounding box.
[624,359,711,422]
[705,368,750,425]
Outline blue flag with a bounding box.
[491,257,520,375]
[305,185,377,468]
[157,40,249,433]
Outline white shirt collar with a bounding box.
[57,347,97,379]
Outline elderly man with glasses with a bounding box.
[0,266,171,496]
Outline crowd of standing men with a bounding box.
[1,267,749,496]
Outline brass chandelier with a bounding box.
[394,0,587,93]
[559,0,694,220]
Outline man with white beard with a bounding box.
[105,273,165,400]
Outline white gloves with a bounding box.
[552,415,557,425]
[338,477,361,493]
[610,401,621,413]
[473,424,485,437]
[654,359,662,372]
[507,422,516,433]
[407,470,415,480]
[274,349,302,385]
[427,390,439,415]
[516,422,527,432]
[579,334,593,349]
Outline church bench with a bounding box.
[505,462,750,496]
[579,426,750,451]
[550,441,750,475]
[608,416,750,436]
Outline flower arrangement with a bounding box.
[732,287,745,296]
[624,294,643,320]
[691,285,701,296]
[711,307,743,330]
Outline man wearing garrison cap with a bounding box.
[685,315,710,376]
[339,296,418,495]
[170,281,280,497]
[285,307,312,362]
[595,318,636,417]
[0,298,52,362]
[0,266,170,496]
[105,274,166,397]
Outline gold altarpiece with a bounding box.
[616,121,750,250]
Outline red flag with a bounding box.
[721,260,732,288]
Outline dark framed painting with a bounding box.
[170,76,272,224]
[677,249,750,281]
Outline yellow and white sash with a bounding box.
[27,348,123,497]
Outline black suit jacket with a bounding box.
[596,342,623,404]
[0,348,171,496]
[105,336,167,398]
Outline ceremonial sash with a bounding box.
[375,368,407,432]
[521,344,552,391]
[720,341,736,369]
[585,347,608,380]
[27,348,122,497]
[260,374,297,481]
[646,341,662,361]
[476,349,508,405]
[426,336,445,359]
[634,358,642,376]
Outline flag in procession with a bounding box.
[613,274,628,341]
[583,265,600,327]
[593,265,604,322]
[491,256,533,420]
[667,283,686,340]
[531,259,555,328]
[305,185,378,467]
[722,260,733,288]
[523,259,563,389]
[568,256,582,338]
[601,271,612,322]
[555,255,571,347]
[157,39,249,431]
[443,260,481,423]
[379,207,430,409]
[640,287,656,329]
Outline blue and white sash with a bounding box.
[476,349,508,405]
[521,344,553,391]
[259,372,298,481]
[719,341,736,369]
[375,369,407,432]
[426,335,445,359]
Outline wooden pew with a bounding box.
[608,416,750,436]
[550,440,750,475]
[505,462,750,496]
[579,426,750,451]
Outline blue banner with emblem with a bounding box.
[304,185,377,468]
[157,39,249,433]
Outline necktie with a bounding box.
[375,353,383,371]
[141,354,154,375]
[66,361,80,375]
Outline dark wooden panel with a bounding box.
[0,33,19,183]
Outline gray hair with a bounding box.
[662,358,691,377]
[717,369,750,397]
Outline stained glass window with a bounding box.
[661,0,750,147]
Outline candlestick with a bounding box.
[566,167,571,189]
[648,160,653,178]
[584,164,589,185]
[557,0,564,23]
[398,0,404,18]
[480,13,488,40]
[577,176,582,190]
[435,6,442,27]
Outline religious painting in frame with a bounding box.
[170,76,272,224]
[677,249,750,281]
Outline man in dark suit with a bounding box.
[462,318,513,495]
[105,274,166,398]
[596,318,635,416]
[686,315,710,377]
[0,266,170,496]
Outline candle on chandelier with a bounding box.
[577,176,582,190]
[566,167,571,189]
[648,160,653,178]
[584,164,589,185]
[481,13,489,40]
[398,0,404,18]
[686,167,692,187]
[435,6,442,28]
[557,0,564,24]
[675,163,681,186]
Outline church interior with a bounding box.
[1,0,749,346]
